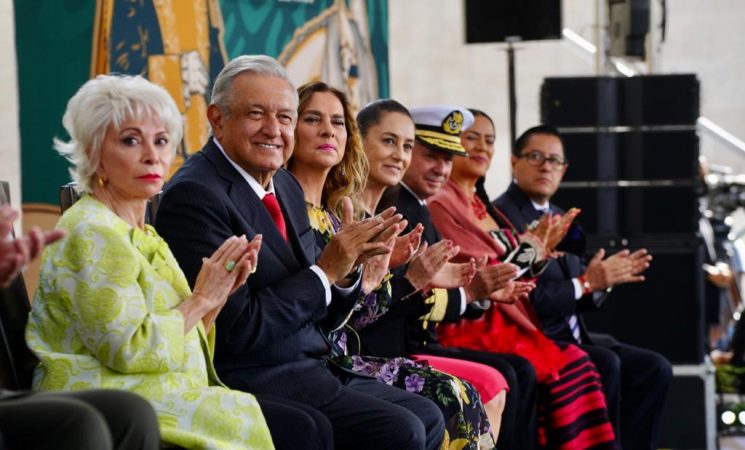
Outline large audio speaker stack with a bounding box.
[541,75,716,449]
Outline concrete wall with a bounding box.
[388,0,745,198]
[0,0,20,210]
[4,0,744,203]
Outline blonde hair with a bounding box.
[54,74,182,193]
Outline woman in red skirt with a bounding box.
[427,108,617,450]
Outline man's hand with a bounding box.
[489,280,535,304]
[532,208,580,253]
[464,259,519,303]
[629,248,652,279]
[427,258,478,290]
[405,240,459,291]
[584,247,651,292]
[705,262,733,288]
[316,197,403,285]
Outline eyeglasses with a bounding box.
[518,150,567,170]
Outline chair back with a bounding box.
[60,182,161,224]
[59,182,80,215]
[0,181,37,390]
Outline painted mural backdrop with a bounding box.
[16,0,388,205]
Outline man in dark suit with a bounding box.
[156,55,444,450]
[370,105,539,450]
[493,124,672,450]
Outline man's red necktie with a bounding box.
[262,193,288,242]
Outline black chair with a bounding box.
[60,182,161,224]
[0,181,37,390]
[58,182,81,215]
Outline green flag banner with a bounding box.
[16,0,388,205]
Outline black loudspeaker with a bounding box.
[623,75,700,126]
[541,75,700,127]
[540,77,619,127]
[609,0,651,58]
[561,130,699,182]
[464,0,562,43]
[552,184,700,236]
[583,238,706,364]
[659,368,715,449]
[626,0,651,57]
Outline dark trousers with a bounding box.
[257,395,333,449]
[579,342,672,450]
[0,389,160,450]
[317,376,445,450]
[418,344,538,450]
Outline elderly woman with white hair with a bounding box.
[24,74,330,450]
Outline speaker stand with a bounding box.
[505,37,521,145]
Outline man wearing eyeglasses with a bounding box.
[493,124,672,450]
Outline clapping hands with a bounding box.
[317,197,405,286]
[583,248,653,292]
[531,207,581,256]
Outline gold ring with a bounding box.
[224,260,236,272]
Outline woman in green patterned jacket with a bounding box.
[24,74,329,450]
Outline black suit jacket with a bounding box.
[156,139,354,407]
[359,184,463,357]
[493,182,607,343]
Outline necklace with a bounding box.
[470,194,488,220]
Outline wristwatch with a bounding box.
[577,274,593,296]
[345,264,362,281]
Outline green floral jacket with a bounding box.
[26,195,273,449]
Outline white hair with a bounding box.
[210,55,298,112]
[54,74,183,194]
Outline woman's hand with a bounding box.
[179,234,261,332]
[404,240,459,291]
[388,223,423,269]
[316,197,404,285]
[362,237,395,293]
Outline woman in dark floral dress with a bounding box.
[288,81,506,449]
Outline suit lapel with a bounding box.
[397,184,441,244]
[202,143,300,270]
[506,183,542,232]
[274,172,315,266]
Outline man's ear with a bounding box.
[510,154,518,171]
[207,104,223,138]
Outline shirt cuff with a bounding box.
[458,287,467,315]
[309,264,333,306]
[572,278,583,300]
[471,299,491,310]
[337,273,361,296]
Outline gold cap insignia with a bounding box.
[442,110,464,135]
